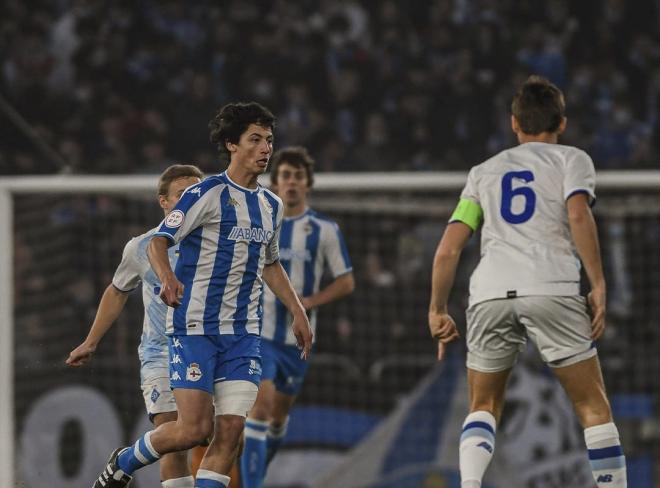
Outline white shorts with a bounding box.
[141,364,177,419]
[466,295,597,373]
[213,380,258,417]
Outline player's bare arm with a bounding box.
[263,260,313,358]
[66,284,130,366]
[300,272,355,310]
[429,222,471,359]
[567,193,607,340]
[148,235,184,307]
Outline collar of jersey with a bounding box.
[223,171,261,193]
[283,207,311,221]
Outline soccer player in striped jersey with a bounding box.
[92,102,313,488]
[429,76,627,488]
[240,147,354,487]
[67,164,203,488]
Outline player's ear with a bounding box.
[158,195,168,211]
[557,117,567,135]
[510,115,520,134]
[226,141,237,153]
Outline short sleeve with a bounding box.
[155,181,220,245]
[564,150,596,205]
[112,238,141,292]
[323,222,352,278]
[460,167,481,205]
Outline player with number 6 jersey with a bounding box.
[428,75,627,488]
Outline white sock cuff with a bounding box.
[462,411,497,430]
[196,469,230,486]
[161,475,194,488]
[584,422,620,445]
[268,416,289,438]
[244,418,269,440]
[143,430,161,458]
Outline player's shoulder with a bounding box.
[259,186,284,211]
[307,208,337,226]
[189,174,227,195]
[122,227,158,258]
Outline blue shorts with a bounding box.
[261,339,309,396]
[168,334,262,394]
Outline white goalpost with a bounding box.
[1,170,659,488]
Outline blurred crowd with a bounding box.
[2,0,660,175]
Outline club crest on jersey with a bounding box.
[228,226,274,243]
[165,210,184,228]
[186,363,202,382]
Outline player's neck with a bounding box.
[517,132,559,144]
[284,202,307,218]
[226,165,259,189]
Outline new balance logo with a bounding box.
[477,441,493,453]
[597,474,613,483]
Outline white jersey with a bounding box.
[260,208,352,346]
[112,227,179,365]
[155,172,283,337]
[454,142,596,306]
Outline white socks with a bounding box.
[459,411,496,488]
[585,422,627,487]
[162,475,195,487]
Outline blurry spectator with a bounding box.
[1,0,659,174]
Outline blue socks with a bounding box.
[117,430,161,475]
[195,469,230,488]
[241,418,269,488]
[266,416,289,467]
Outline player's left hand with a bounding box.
[428,311,460,361]
[300,296,314,310]
[291,311,313,360]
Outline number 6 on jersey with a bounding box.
[500,170,536,224]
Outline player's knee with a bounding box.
[182,418,214,446]
[216,415,246,445]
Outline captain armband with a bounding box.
[449,198,483,232]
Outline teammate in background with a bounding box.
[67,164,204,488]
[428,76,627,488]
[91,102,313,488]
[240,147,355,487]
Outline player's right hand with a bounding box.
[428,311,460,361]
[588,287,606,340]
[160,275,184,307]
[292,311,313,360]
[66,342,96,367]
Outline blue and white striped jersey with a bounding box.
[261,208,352,346]
[155,172,283,336]
[112,227,179,365]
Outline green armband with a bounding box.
[449,198,483,231]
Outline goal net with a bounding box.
[1,171,658,487]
